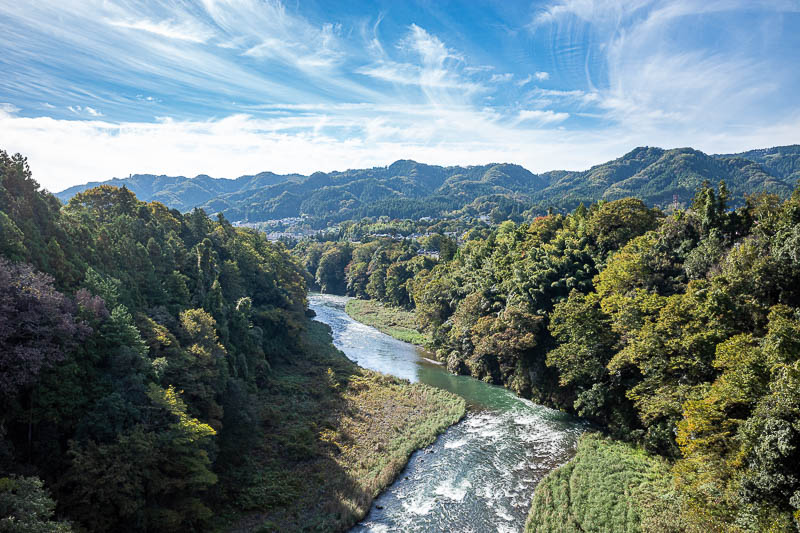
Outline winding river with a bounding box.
[308,294,585,533]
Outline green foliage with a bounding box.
[587,198,660,256]
[0,149,314,531]
[0,476,72,532]
[62,386,217,532]
[9,142,800,531]
[306,177,800,530]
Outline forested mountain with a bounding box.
[57,145,800,227]
[56,171,305,213]
[536,146,793,209]
[716,145,800,182]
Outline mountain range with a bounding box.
[56,145,800,226]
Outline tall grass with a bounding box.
[345,299,430,345]
[224,321,464,532]
[525,433,685,533]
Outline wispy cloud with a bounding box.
[529,0,800,132]
[517,71,550,87]
[67,105,104,117]
[106,17,214,43]
[0,0,798,192]
[490,73,514,83]
[517,109,569,124]
[356,23,486,100]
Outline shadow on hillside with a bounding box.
[225,320,376,533]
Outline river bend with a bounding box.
[308,294,584,533]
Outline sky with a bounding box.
[1,0,799,192]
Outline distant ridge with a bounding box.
[56,145,800,225]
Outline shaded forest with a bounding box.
[0,149,316,530]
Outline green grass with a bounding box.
[345,299,430,345]
[222,320,464,532]
[525,433,687,533]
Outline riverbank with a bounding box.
[225,320,465,532]
[345,298,429,345]
[525,433,686,533]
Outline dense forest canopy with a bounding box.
[56,145,800,227]
[0,150,310,531]
[295,180,800,531]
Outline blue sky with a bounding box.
[1,0,799,191]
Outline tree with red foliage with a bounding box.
[0,258,88,400]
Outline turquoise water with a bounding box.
[309,294,584,533]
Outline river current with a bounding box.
[308,294,584,533]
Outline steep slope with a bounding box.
[1,150,466,532]
[719,145,800,182]
[534,146,791,209]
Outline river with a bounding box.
[308,294,585,533]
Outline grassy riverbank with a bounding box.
[525,433,688,533]
[345,298,429,345]
[224,320,465,532]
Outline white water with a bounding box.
[309,294,585,532]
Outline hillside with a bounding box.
[0,150,464,532]
[715,145,800,182]
[56,145,799,226]
[535,146,792,208]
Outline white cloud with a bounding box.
[464,65,495,74]
[356,24,485,99]
[490,73,514,83]
[0,103,20,113]
[401,24,462,66]
[3,103,798,194]
[0,0,372,107]
[517,72,550,87]
[106,18,214,43]
[66,105,103,117]
[517,74,533,87]
[517,109,569,123]
[530,0,800,132]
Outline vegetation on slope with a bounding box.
[0,149,464,532]
[226,320,464,532]
[345,298,430,345]
[298,181,800,530]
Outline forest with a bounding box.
[295,182,800,531]
[0,150,464,532]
